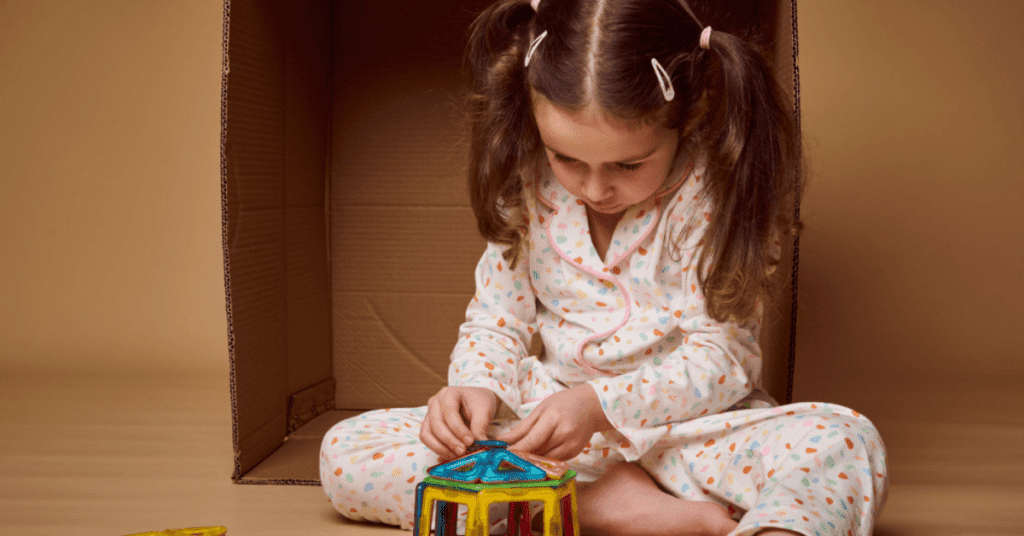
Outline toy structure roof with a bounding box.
[427,441,551,484]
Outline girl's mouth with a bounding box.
[589,201,619,212]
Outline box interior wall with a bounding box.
[221,0,801,484]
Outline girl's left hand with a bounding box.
[497,384,613,461]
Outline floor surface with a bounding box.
[1,371,1020,535]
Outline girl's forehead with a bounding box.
[533,95,676,160]
[532,90,648,131]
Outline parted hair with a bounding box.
[463,0,802,323]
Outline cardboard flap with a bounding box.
[221,0,334,481]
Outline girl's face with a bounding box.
[533,95,680,217]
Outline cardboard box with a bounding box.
[220,0,802,485]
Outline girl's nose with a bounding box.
[580,170,613,201]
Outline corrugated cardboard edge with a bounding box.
[219,0,244,483]
[237,478,321,485]
[786,0,802,405]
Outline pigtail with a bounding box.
[464,0,542,269]
[687,27,802,323]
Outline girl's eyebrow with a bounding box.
[544,144,658,164]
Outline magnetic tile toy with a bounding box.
[413,440,580,536]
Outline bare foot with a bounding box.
[571,461,738,536]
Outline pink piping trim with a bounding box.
[654,159,693,201]
[532,161,693,377]
[535,179,559,211]
[570,199,664,375]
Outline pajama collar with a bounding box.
[532,151,699,274]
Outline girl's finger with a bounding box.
[497,422,525,445]
[498,409,538,444]
[510,416,556,455]
[537,426,568,460]
[467,405,492,441]
[541,445,567,462]
[430,399,468,456]
[439,397,475,448]
[541,435,579,462]
[420,416,455,460]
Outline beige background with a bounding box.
[1,1,226,378]
[791,0,1023,490]
[1,0,1021,534]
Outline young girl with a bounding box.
[320,0,887,535]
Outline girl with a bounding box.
[320,0,888,534]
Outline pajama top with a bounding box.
[449,152,780,462]
[320,152,889,536]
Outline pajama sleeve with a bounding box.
[586,199,765,460]
[448,240,538,418]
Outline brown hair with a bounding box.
[463,0,802,323]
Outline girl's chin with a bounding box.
[588,203,624,215]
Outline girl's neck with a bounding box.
[587,205,626,229]
[587,206,625,262]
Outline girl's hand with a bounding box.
[497,384,612,462]
[420,386,498,462]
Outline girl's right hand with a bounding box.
[420,386,499,462]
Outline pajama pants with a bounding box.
[320,402,887,536]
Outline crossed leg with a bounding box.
[542,460,804,536]
[567,461,738,536]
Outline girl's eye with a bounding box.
[553,153,576,164]
[553,152,642,172]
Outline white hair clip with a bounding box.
[651,58,675,101]
[700,26,713,50]
[525,30,548,67]
[531,0,542,11]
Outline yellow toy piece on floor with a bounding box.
[123,527,226,536]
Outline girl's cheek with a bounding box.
[552,171,579,194]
